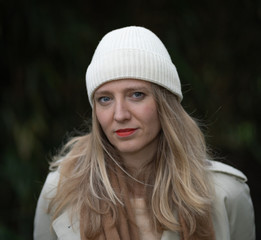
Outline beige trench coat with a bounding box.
[34,161,255,240]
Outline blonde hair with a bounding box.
[48,83,213,239]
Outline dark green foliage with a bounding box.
[1,0,260,239]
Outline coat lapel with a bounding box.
[52,211,81,240]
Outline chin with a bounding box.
[115,144,141,155]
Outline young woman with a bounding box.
[34,26,255,240]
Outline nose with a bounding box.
[113,99,131,122]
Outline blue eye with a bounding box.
[98,96,111,103]
[132,92,144,99]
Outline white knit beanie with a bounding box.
[86,26,182,106]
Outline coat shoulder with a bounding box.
[207,160,247,182]
[44,170,60,197]
[207,161,255,240]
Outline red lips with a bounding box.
[115,128,137,137]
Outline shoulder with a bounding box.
[206,160,253,224]
[45,170,60,185]
[34,170,61,240]
[40,170,61,199]
[207,161,255,239]
[207,160,249,200]
[208,160,247,182]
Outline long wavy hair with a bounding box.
[48,83,213,239]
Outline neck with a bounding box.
[119,139,158,174]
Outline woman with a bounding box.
[34,26,255,240]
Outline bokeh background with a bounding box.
[1,0,260,239]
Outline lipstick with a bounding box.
[115,128,137,137]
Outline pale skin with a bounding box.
[94,79,162,175]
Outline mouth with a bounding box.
[115,128,137,137]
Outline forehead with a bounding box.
[95,79,152,94]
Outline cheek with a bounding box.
[142,105,160,127]
[95,110,108,131]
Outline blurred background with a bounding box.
[1,0,260,239]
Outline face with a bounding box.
[94,79,161,162]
